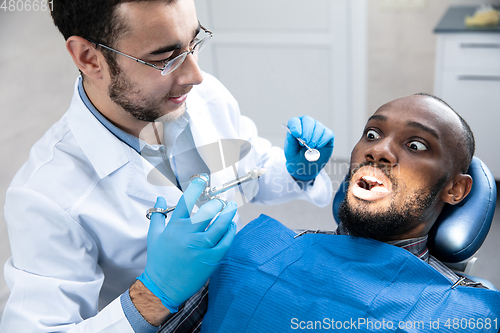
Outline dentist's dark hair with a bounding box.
[414,93,475,173]
[50,0,176,75]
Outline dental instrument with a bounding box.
[282,124,320,162]
[146,168,267,219]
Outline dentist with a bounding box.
[1,0,334,332]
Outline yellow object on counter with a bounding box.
[465,6,500,27]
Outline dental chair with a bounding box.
[332,156,498,289]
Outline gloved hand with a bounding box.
[137,175,237,313]
[284,116,334,181]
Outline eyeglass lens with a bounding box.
[161,35,210,75]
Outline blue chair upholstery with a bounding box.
[332,157,497,264]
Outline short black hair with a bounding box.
[414,93,475,173]
[50,0,175,76]
[51,0,177,44]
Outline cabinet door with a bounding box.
[442,34,500,70]
[194,0,367,161]
[441,70,500,178]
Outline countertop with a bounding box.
[434,6,500,33]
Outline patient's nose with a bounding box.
[365,138,397,167]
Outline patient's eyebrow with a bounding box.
[367,114,387,122]
[406,121,440,140]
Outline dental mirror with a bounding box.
[282,124,320,162]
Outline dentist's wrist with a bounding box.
[137,271,180,313]
[129,280,171,327]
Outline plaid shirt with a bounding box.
[158,281,209,333]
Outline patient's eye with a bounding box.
[407,140,427,151]
[366,130,380,140]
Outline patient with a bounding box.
[201,94,500,333]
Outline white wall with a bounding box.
[195,0,368,161]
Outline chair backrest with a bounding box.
[332,157,497,263]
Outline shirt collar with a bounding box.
[77,77,143,153]
[335,223,430,262]
[387,236,430,261]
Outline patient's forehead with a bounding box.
[372,95,462,137]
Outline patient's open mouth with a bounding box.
[357,175,384,190]
[351,168,391,201]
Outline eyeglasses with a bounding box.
[86,25,212,76]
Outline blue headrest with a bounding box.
[332,157,497,263]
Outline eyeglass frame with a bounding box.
[85,25,213,76]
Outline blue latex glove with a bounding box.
[137,176,237,313]
[284,116,334,181]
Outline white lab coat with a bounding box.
[1,74,332,332]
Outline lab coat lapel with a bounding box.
[188,104,234,192]
[188,102,218,165]
[125,148,184,212]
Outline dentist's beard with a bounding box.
[108,70,190,123]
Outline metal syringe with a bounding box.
[146,168,267,219]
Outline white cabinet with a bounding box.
[434,32,500,179]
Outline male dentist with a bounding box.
[1,0,334,332]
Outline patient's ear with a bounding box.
[441,174,473,205]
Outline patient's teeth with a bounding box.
[362,175,382,185]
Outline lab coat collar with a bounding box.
[67,76,232,204]
[65,78,192,207]
[67,78,130,179]
[77,77,141,153]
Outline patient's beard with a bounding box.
[338,171,447,242]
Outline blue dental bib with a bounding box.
[202,215,500,332]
